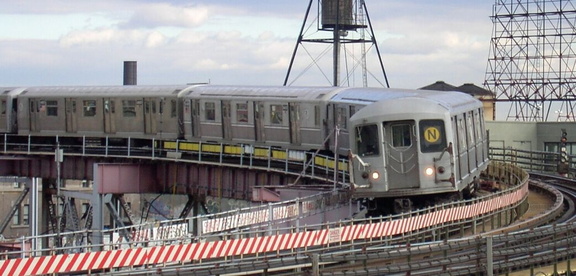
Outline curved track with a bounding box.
[530,172,576,224]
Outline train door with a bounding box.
[383,120,419,189]
[9,98,17,132]
[289,103,301,145]
[0,97,6,132]
[221,100,232,140]
[466,112,477,170]
[103,98,116,134]
[455,115,469,180]
[65,98,78,133]
[254,101,265,142]
[144,98,157,134]
[29,99,40,132]
[191,99,200,137]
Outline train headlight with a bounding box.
[371,171,380,180]
[425,167,434,176]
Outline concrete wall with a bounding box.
[486,121,576,151]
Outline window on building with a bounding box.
[46,100,58,116]
[83,100,96,117]
[270,104,283,124]
[205,102,215,121]
[22,204,29,225]
[122,100,136,117]
[236,103,248,123]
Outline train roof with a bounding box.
[1,87,28,96]
[333,87,479,108]
[16,85,187,97]
[329,87,422,104]
[349,89,482,121]
[179,85,342,101]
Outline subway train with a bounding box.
[0,85,489,214]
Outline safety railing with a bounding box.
[490,146,575,177]
[0,134,350,184]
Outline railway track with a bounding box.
[530,172,576,224]
[314,173,576,276]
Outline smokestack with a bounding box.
[123,61,137,85]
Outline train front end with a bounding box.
[348,97,458,214]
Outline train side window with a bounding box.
[356,124,379,156]
[38,100,45,112]
[205,102,216,121]
[466,112,475,146]
[391,124,411,148]
[474,109,482,141]
[419,120,447,152]
[236,103,248,123]
[1,100,5,115]
[46,100,58,116]
[83,100,96,117]
[270,104,283,124]
[457,117,467,152]
[122,100,136,117]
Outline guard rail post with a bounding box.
[487,236,493,276]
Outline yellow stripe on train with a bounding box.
[314,156,348,172]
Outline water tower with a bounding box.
[284,0,389,87]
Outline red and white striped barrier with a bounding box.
[0,182,529,276]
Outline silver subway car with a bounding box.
[179,85,344,151]
[16,85,186,139]
[349,89,489,214]
[0,87,26,133]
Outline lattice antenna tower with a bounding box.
[484,0,576,121]
[284,0,389,87]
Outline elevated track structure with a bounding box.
[0,135,575,275]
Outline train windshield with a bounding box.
[419,119,447,153]
[356,124,380,156]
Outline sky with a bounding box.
[0,0,494,90]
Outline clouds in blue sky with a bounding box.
[0,0,494,89]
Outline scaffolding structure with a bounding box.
[484,0,576,121]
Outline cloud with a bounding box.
[122,3,209,28]
[0,1,494,89]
